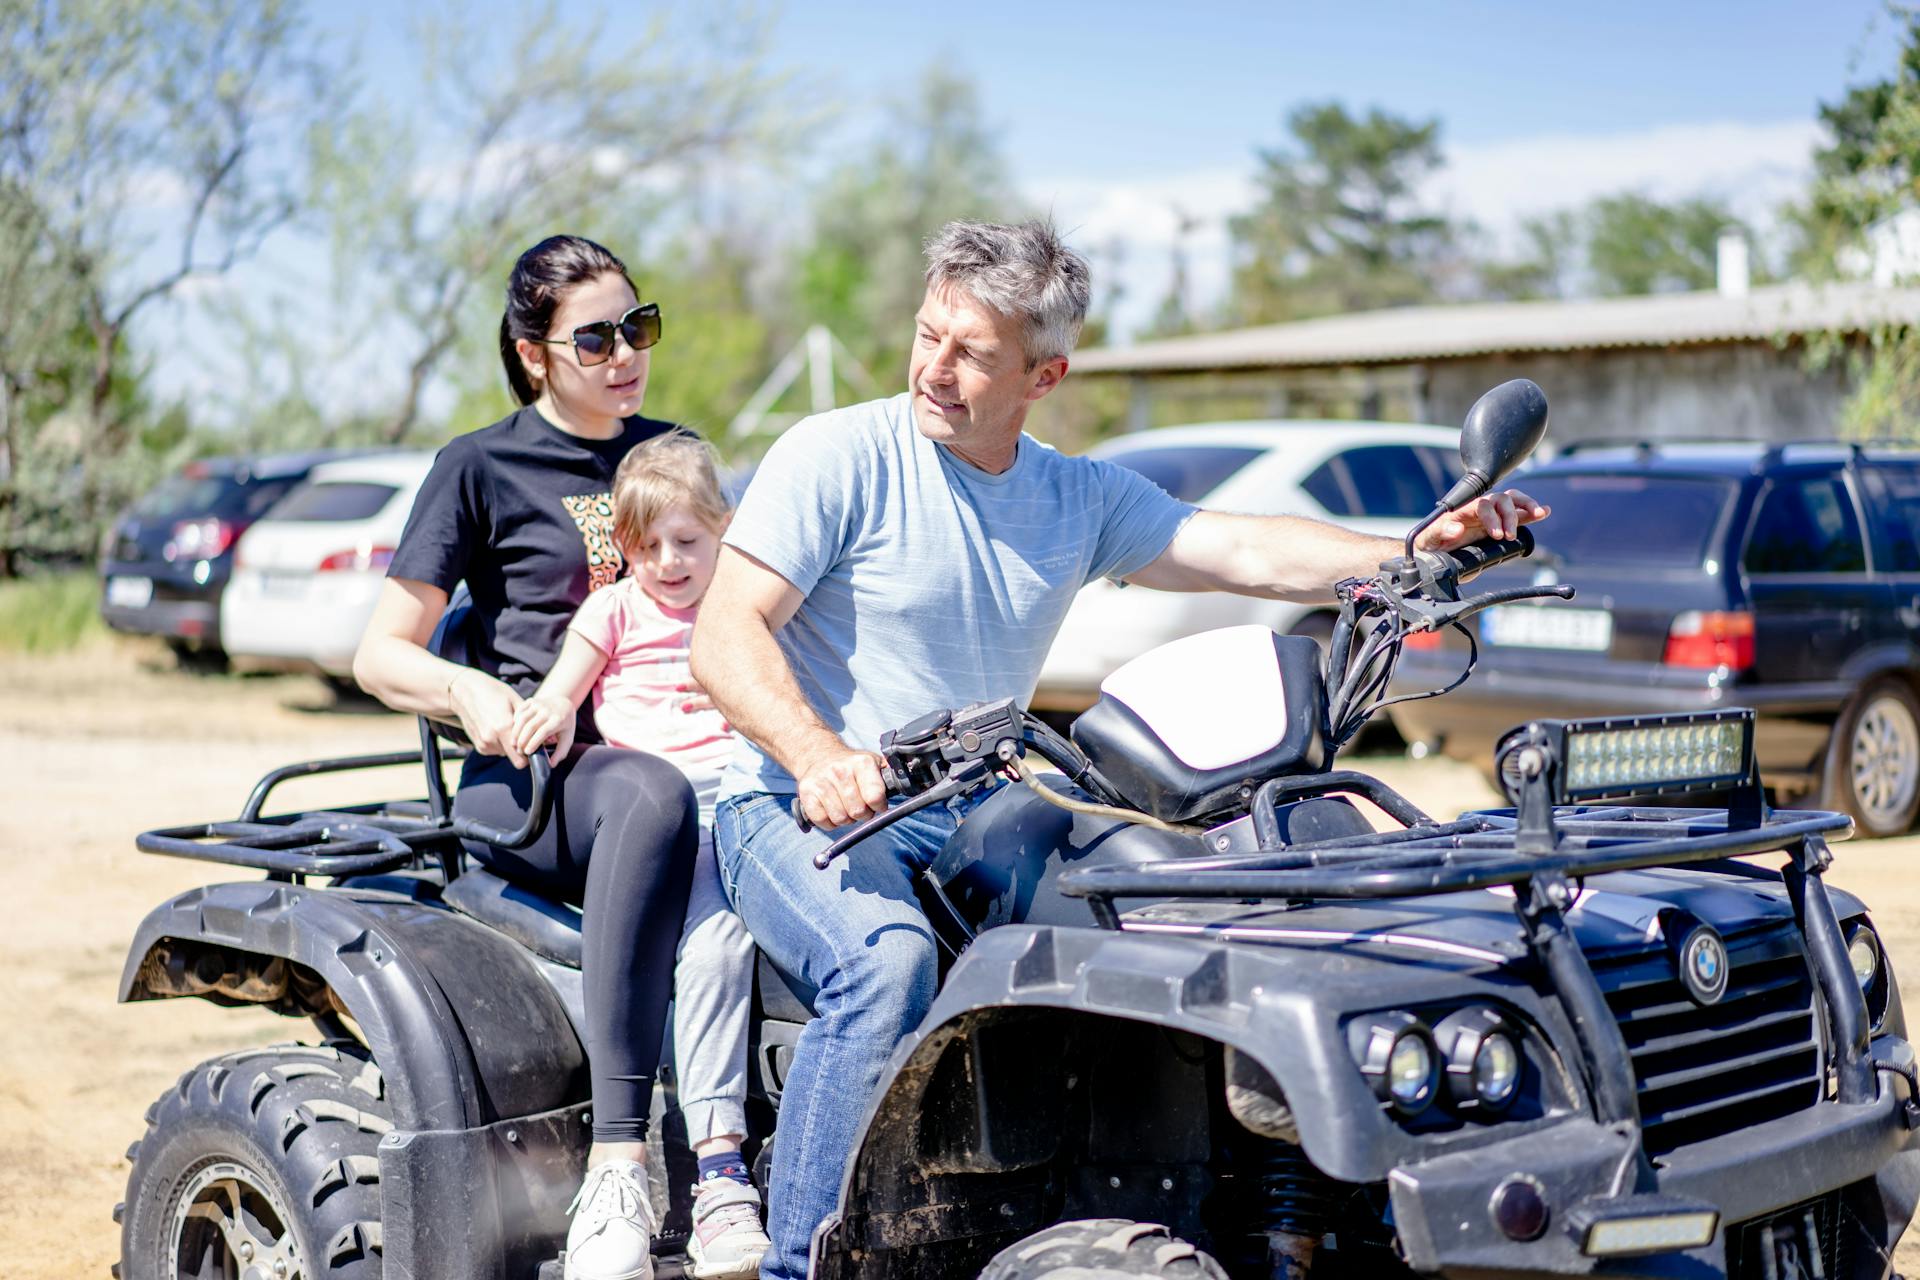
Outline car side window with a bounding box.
[1744,472,1867,575]
[1300,456,1358,517]
[1342,445,1446,518]
[1863,463,1920,572]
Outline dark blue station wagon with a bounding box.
[1390,441,1920,837]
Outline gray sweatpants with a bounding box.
[672,828,755,1142]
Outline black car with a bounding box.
[1390,440,1920,837]
[100,451,359,659]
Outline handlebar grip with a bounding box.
[1440,526,1534,583]
[796,762,907,835]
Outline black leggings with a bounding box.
[456,744,697,1142]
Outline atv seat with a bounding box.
[441,866,583,967]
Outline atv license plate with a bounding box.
[1481,605,1612,652]
[106,576,152,609]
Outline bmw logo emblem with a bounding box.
[1678,925,1730,1006]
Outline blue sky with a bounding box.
[149,1,1902,415]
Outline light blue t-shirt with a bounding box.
[720,393,1195,797]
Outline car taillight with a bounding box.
[317,546,396,573]
[1402,628,1445,650]
[164,518,235,562]
[1663,610,1754,671]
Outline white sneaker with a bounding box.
[684,1179,770,1279]
[564,1159,657,1280]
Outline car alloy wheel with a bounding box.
[1851,692,1920,832]
[1826,679,1920,838]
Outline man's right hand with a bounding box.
[795,748,890,829]
[449,668,529,768]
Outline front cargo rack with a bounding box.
[1058,780,1873,1141]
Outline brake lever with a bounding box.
[1428,583,1576,630]
[810,761,989,870]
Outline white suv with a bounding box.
[1033,420,1463,715]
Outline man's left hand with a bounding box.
[1414,488,1550,553]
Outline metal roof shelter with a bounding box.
[1074,282,1920,376]
[1068,282,1920,443]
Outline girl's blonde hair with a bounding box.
[610,429,731,560]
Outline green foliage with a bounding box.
[0,573,105,654]
[1585,193,1753,296]
[793,69,1020,379]
[310,2,791,444]
[1475,211,1582,301]
[0,0,328,573]
[1229,102,1457,323]
[1794,8,1920,439]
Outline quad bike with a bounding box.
[117,380,1920,1279]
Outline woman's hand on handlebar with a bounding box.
[450,668,531,767]
[795,747,890,830]
[1414,488,1550,551]
[511,691,577,764]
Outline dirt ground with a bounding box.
[4,638,1920,1278]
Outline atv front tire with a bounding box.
[118,1043,391,1279]
[979,1219,1229,1279]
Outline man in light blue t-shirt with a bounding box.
[690,220,1545,1280]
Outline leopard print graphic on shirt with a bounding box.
[561,493,624,592]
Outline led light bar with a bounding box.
[1499,709,1755,804]
[1582,1211,1720,1256]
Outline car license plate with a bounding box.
[1481,605,1612,652]
[106,576,152,609]
[258,571,310,598]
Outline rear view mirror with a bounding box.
[1441,379,1550,511]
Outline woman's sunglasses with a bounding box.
[530,303,663,365]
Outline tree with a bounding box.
[793,69,1019,381]
[310,3,790,443]
[0,0,330,571]
[1584,193,1752,296]
[1793,10,1920,437]
[1228,102,1458,324]
[1474,210,1581,302]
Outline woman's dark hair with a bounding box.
[498,235,636,406]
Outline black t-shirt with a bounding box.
[389,405,677,743]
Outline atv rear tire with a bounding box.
[979,1219,1229,1279]
[118,1042,390,1280]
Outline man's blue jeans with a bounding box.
[713,789,973,1280]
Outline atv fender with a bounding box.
[120,880,590,1280]
[121,879,586,1130]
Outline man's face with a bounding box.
[906,284,1065,470]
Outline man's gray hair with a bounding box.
[923,219,1091,368]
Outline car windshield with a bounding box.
[268,481,399,522]
[1102,444,1265,502]
[1520,473,1735,567]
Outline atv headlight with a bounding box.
[1435,1005,1523,1114]
[1849,927,1881,992]
[1846,921,1890,1032]
[1350,1012,1439,1116]
[1473,1033,1521,1107]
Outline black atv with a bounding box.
[117,381,1920,1280]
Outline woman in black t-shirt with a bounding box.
[355,236,699,1280]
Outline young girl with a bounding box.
[510,431,768,1280]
